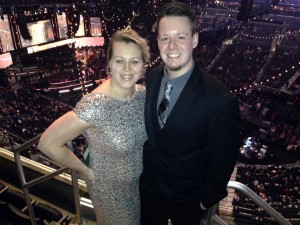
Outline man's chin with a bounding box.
[166,65,182,72]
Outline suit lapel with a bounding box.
[146,65,205,146]
[164,65,204,130]
[145,65,164,146]
[151,74,163,133]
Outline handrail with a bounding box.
[12,134,83,225]
[10,135,293,225]
[227,181,292,225]
[212,215,228,225]
[206,181,292,225]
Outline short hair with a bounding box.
[156,1,197,35]
[106,29,150,65]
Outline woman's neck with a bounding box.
[110,80,136,100]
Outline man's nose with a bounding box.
[168,37,177,48]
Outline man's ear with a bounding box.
[192,33,199,49]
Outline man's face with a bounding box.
[157,16,198,78]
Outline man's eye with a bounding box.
[160,37,169,42]
[177,36,185,40]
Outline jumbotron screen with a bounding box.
[20,19,55,48]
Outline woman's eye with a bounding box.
[116,60,123,63]
[131,60,139,64]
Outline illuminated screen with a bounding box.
[57,12,67,39]
[0,15,14,52]
[20,19,55,47]
[90,17,102,36]
[75,15,85,37]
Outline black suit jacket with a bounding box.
[140,64,241,208]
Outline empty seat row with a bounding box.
[0,185,65,225]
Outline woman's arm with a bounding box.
[38,111,94,184]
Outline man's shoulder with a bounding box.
[146,64,164,84]
[148,64,164,76]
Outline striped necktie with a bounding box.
[158,82,173,127]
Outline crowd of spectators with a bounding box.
[1,0,298,172]
[209,42,270,91]
[261,47,300,89]
[190,13,300,223]
[194,29,226,70]
[233,164,300,224]
[0,89,68,140]
[236,89,300,163]
[271,5,300,18]
[289,75,300,93]
[0,87,87,163]
[208,0,300,18]
[0,2,300,224]
[239,22,284,44]
[281,22,300,49]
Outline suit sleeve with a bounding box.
[201,96,241,208]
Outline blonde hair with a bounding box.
[106,29,150,65]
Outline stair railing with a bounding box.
[206,181,292,225]
[13,134,83,225]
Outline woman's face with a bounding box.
[109,41,144,90]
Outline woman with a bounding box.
[38,29,150,225]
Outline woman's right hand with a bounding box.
[79,167,95,188]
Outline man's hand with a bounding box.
[200,202,207,210]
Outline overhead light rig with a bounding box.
[0,0,110,15]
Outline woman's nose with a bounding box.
[124,63,130,71]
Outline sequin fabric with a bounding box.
[73,85,146,225]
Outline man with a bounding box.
[140,2,241,225]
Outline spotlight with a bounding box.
[10,6,16,14]
[55,5,63,15]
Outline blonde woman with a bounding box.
[38,29,150,225]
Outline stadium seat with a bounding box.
[0,182,6,192]
[0,189,29,209]
[33,202,64,223]
[8,203,37,225]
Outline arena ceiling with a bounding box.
[0,0,153,15]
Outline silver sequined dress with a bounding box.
[73,85,146,225]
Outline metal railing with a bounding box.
[13,134,82,225]
[206,181,292,225]
[10,134,293,225]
